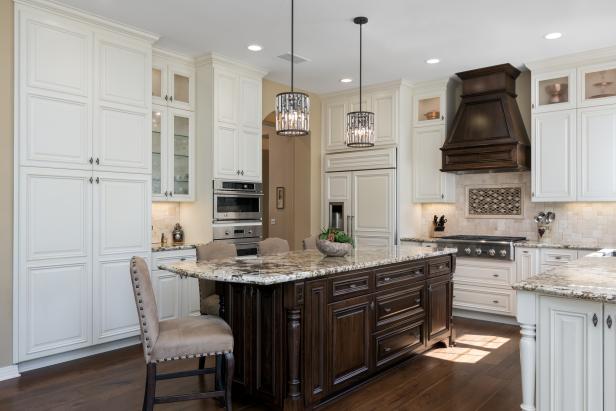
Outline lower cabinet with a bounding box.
[538,296,607,411]
[426,275,453,344]
[151,249,199,321]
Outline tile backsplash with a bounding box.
[152,203,182,244]
[420,172,616,247]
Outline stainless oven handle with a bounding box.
[214,192,264,197]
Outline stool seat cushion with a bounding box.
[150,315,233,363]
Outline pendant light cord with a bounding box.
[291,0,294,93]
[359,21,362,113]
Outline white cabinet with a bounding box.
[211,66,262,181]
[578,61,616,108]
[578,106,616,201]
[152,105,195,201]
[324,100,347,152]
[152,249,200,321]
[412,125,455,203]
[516,247,539,282]
[413,90,446,127]
[605,304,616,411]
[538,296,603,411]
[531,110,577,201]
[531,69,577,113]
[323,167,395,247]
[372,89,398,146]
[152,51,195,111]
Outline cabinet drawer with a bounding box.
[330,271,374,301]
[455,259,514,287]
[375,264,425,289]
[540,249,578,265]
[375,319,424,368]
[153,249,197,267]
[453,283,515,316]
[428,256,451,277]
[375,285,424,330]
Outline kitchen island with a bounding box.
[160,244,457,410]
[513,250,616,411]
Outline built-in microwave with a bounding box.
[213,180,263,221]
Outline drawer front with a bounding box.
[375,285,424,330]
[375,264,425,289]
[540,249,578,265]
[455,260,514,287]
[453,283,515,316]
[330,271,374,301]
[153,249,197,267]
[428,256,452,277]
[375,320,424,368]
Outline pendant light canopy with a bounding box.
[346,16,375,148]
[275,0,310,136]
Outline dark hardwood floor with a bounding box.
[0,318,521,411]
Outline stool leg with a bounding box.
[215,354,222,390]
[198,356,205,370]
[143,363,156,411]
[224,352,235,411]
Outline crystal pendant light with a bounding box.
[345,17,375,148]
[275,0,310,136]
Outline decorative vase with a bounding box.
[316,239,353,257]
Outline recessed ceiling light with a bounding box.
[544,32,563,40]
[340,78,353,83]
[247,44,263,52]
[426,58,440,64]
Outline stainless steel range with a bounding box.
[435,235,526,261]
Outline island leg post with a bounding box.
[284,283,304,411]
[517,291,537,411]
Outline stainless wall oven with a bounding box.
[212,224,262,257]
[213,180,263,221]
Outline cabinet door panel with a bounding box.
[24,14,91,97]
[372,90,397,146]
[352,169,395,238]
[427,275,452,343]
[354,236,392,249]
[95,105,150,173]
[323,172,351,230]
[215,71,239,124]
[168,64,195,111]
[324,101,347,152]
[96,36,150,108]
[578,106,616,201]
[93,254,148,343]
[214,125,240,178]
[239,128,262,181]
[151,105,168,199]
[304,280,328,403]
[21,168,91,262]
[605,305,616,411]
[151,58,167,107]
[327,295,373,392]
[23,93,91,168]
[516,248,539,282]
[94,172,151,256]
[240,77,261,129]
[19,262,91,360]
[155,271,180,321]
[538,296,603,411]
[413,125,449,202]
[532,110,576,201]
[168,109,195,199]
[182,277,201,317]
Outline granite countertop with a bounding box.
[513,250,616,303]
[401,237,603,251]
[152,243,198,252]
[159,244,457,285]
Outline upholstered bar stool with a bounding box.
[302,235,318,250]
[196,242,237,317]
[129,256,234,411]
[258,237,290,256]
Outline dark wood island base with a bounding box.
[216,254,456,410]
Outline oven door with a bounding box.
[214,238,260,257]
[213,193,262,221]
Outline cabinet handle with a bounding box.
[555,256,562,260]
[608,315,613,329]
[383,277,391,282]
[170,96,173,102]
[369,301,375,310]
[180,257,186,261]
[492,300,499,304]
[384,347,392,353]
[531,103,535,109]
[89,177,93,184]
[492,274,499,277]
[169,191,173,197]
[415,297,421,305]
[95,177,100,184]
[236,170,240,175]
[441,115,444,120]
[89,157,93,164]
[593,313,599,327]
[241,170,244,175]
[95,158,100,165]
[165,95,168,101]
[441,194,444,199]
[164,191,168,197]
[414,270,422,275]
[383,307,392,313]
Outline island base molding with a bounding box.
[216,255,455,410]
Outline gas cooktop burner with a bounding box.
[440,235,526,242]
[435,235,527,260]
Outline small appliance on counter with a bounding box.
[172,223,184,244]
[431,215,448,237]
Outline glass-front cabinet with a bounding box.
[579,62,616,108]
[152,51,195,111]
[413,91,446,127]
[152,105,195,202]
[532,69,576,113]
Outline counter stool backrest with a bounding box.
[258,237,290,256]
[129,256,160,363]
[196,242,237,262]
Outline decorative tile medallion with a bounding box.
[466,184,523,219]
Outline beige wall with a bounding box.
[262,79,321,249]
[0,0,13,366]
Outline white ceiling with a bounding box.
[56,0,616,94]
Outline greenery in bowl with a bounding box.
[319,228,354,246]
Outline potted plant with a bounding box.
[316,228,354,257]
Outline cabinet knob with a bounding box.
[441,194,444,199]
[95,177,100,184]
[383,307,392,313]
[241,170,244,175]
[180,257,186,261]
[415,297,421,305]
[383,277,391,282]
[593,313,599,327]
[383,347,392,353]
[441,115,444,120]
[89,177,93,184]
[89,157,93,164]
[531,103,535,109]
[492,274,499,277]
[492,300,499,304]
[96,158,100,165]
[165,95,168,101]
[164,191,168,197]
[236,170,240,175]
[608,315,613,329]
[169,192,173,197]
[170,96,173,102]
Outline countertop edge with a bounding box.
[400,237,602,251]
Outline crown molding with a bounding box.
[196,52,268,78]
[526,45,616,72]
[153,47,195,65]
[320,79,414,100]
[14,0,159,43]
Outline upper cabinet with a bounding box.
[152,50,195,111]
[411,79,456,203]
[529,51,616,202]
[197,55,266,182]
[322,84,403,153]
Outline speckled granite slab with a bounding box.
[159,244,457,285]
[513,241,603,251]
[513,252,616,303]
[400,237,439,243]
[152,243,198,252]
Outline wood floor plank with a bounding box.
[0,318,521,411]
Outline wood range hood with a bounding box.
[441,63,531,173]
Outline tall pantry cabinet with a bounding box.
[14,0,157,363]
